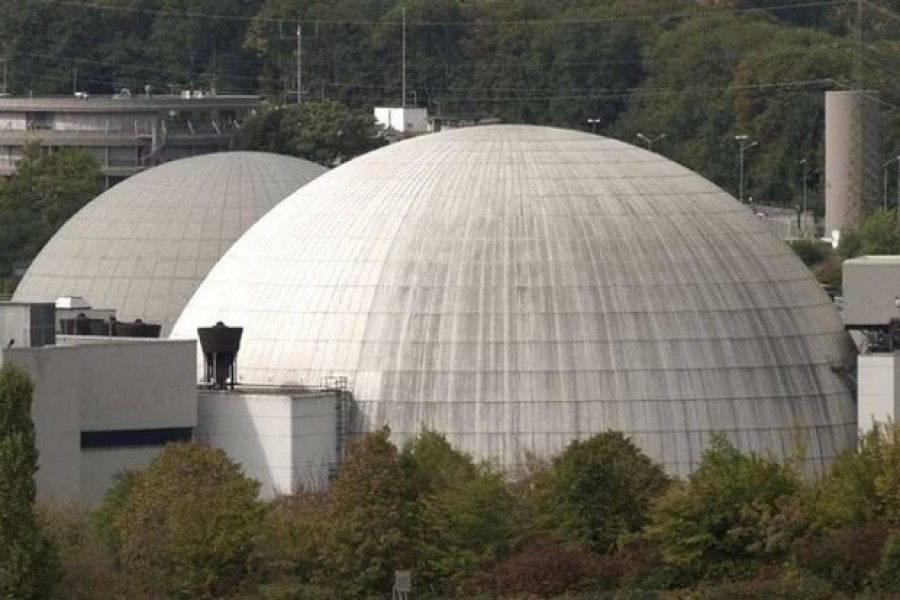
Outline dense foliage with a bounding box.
[0,363,56,600]
[4,0,900,211]
[24,426,900,599]
[0,145,102,279]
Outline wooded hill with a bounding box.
[3,0,900,210]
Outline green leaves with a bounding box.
[0,363,57,600]
[116,442,263,600]
[237,101,386,166]
[0,145,102,277]
[530,431,669,554]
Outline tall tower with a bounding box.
[825,90,881,241]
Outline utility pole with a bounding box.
[0,59,7,95]
[854,0,862,89]
[401,5,407,108]
[735,134,758,204]
[73,67,77,95]
[800,158,808,235]
[296,25,303,104]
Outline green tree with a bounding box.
[0,145,102,277]
[321,428,420,598]
[858,208,900,255]
[645,434,801,581]
[403,431,520,595]
[812,428,884,529]
[530,431,669,554]
[237,100,386,166]
[0,363,56,600]
[117,442,263,600]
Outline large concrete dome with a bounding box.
[173,126,856,474]
[14,152,327,335]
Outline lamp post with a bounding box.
[636,132,666,152]
[735,134,758,204]
[800,158,808,233]
[587,118,601,134]
[883,155,900,210]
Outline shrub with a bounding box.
[789,239,825,266]
[495,541,607,597]
[793,523,888,591]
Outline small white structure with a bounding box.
[858,352,900,429]
[196,388,339,497]
[842,256,900,433]
[374,107,428,134]
[842,256,900,328]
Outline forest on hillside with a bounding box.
[4,0,900,211]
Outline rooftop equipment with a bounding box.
[197,322,243,389]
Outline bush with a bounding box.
[495,541,609,598]
[692,574,837,600]
[789,239,825,266]
[793,523,888,591]
[870,531,900,593]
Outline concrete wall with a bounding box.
[858,352,900,430]
[0,338,196,504]
[196,390,336,497]
[842,256,900,328]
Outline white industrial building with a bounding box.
[842,256,900,429]
[5,125,878,505]
[0,307,341,503]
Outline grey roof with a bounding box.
[172,126,856,475]
[14,152,327,335]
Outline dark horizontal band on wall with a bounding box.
[80,427,193,449]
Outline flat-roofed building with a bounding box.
[0,90,259,185]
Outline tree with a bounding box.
[117,442,263,600]
[530,431,669,553]
[404,431,520,594]
[0,145,102,277]
[236,100,386,166]
[321,428,420,598]
[645,434,802,581]
[0,363,56,599]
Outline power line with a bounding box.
[34,0,846,27]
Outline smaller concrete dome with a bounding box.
[14,152,327,334]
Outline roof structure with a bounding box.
[173,126,856,474]
[14,152,327,335]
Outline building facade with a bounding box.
[0,91,259,184]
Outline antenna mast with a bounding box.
[402,5,406,108]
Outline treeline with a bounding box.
[23,424,900,599]
[4,359,900,599]
[4,1,900,208]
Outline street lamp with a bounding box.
[883,155,900,210]
[800,158,808,233]
[587,118,601,134]
[636,132,666,152]
[735,134,758,204]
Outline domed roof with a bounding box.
[14,152,327,335]
[173,126,855,474]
